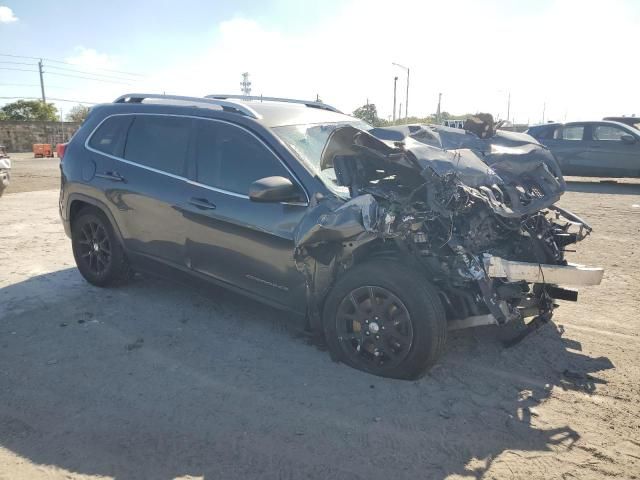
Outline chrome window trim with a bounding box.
[186,179,249,199]
[84,112,310,205]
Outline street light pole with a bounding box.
[392,76,398,123]
[392,62,409,123]
[405,68,409,122]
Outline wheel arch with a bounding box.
[313,240,431,331]
[67,193,125,247]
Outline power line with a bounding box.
[43,57,145,77]
[0,53,144,77]
[0,67,38,73]
[44,71,134,85]
[0,53,40,60]
[43,63,140,82]
[0,96,98,105]
[0,60,35,66]
[2,58,135,81]
[0,83,74,89]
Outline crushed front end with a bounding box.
[294,123,603,344]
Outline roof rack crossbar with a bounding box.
[205,94,342,114]
[113,93,261,119]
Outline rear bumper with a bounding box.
[483,254,604,287]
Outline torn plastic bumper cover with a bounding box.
[294,124,603,337]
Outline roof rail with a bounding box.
[205,94,342,114]
[113,93,261,119]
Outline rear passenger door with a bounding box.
[104,114,192,266]
[183,119,308,311]
[546,124,590,175]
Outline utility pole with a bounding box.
[405,68,409,122]
[436,92,442,123]
[506,91,511,123]
[542,102,546,124]
[240,72,252,97]
[399,103,403,120]
[392,76,398,123]
[38,59,46,103]
[392,62,409,123]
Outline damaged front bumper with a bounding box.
[446,254,604,332]
[483,255,604,287]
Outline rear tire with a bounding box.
[322,259,447,380]
[71,208,131,287]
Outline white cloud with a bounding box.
[0,5,18,23]
[58,0,640,123]
[65,46,118,71]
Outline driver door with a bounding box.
[183,119,308,311]
[585,124,640,177]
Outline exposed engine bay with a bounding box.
[294,122,604,343]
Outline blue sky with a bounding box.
[1,0,639,123]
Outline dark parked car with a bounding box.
[603,117,640,131]
[59,94,602,379]
[526,121,640,177]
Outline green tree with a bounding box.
[352,103,387,127]
[0,100,59,121]
[66,104,91,123]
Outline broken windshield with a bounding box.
[272,121,370,196]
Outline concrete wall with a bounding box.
[0,121,81,152]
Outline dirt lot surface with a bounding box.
[0,158,639,479]
[1,152,61,195]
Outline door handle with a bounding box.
[189,197,217,210]
[96,171,126,182]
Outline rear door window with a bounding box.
[124,115,191,176]
[88,115,133,157]
[593,125,627,141]
[559,125,585,140]
[192,120,290,195]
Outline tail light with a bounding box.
[57,143,67,159]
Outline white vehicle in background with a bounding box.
[443,119,465,129]
[0,145,10,197]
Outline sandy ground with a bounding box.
[1,152,61,195]
[0,157,639,479]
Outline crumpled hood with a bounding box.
[320,124,565,218]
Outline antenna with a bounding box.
[240,72,252,97]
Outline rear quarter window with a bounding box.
[88,115,133,157]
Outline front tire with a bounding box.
[322,259,447,380]
[71,208,131,287]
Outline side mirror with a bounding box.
[249,176,304,203]
[621,134,636,145]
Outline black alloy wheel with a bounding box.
[71,208,131,287]
[322,259,447,380]
[335,286,414,370]
[76,220,112,277]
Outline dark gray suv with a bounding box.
[60,94,602,379]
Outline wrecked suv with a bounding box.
[59,94,603,379]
